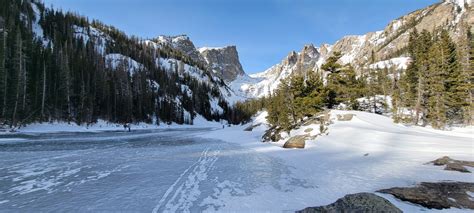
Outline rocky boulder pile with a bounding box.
[296,193,402,213]
[378,182,474,210]
[429,156,474,173]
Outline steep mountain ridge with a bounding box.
[233,0,473,98]
[230,44,324,98]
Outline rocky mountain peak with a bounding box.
[301,44,320,58]
[198,45,245,82]
[155,35,205,64]
[285,51,299,65]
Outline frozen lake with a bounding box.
[0,129,312,212]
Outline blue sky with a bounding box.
[43,0,439,73]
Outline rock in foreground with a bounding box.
[378,182,474,210]
[296,193,402,213]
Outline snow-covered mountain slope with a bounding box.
[231,0,473,98]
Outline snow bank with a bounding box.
[9,116,225,134]
[198,110,474,212]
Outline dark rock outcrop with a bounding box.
[296,193,402,213]
[430,156,474,173]
[262,126,283,142]
[378,182,474,210]
[198,46,245,82]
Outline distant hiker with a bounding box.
[222,125,225,129]
[123,123,131,132]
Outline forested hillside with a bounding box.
[0,0,249,128]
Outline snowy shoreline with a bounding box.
[0,115,226,135]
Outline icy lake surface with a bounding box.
[0,129,313,212]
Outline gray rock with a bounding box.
[283,135,307,149]
[198,46,245,82]
[378,182,474,210]
[430,156,474,173]
[296,193,402,213]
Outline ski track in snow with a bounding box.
[153,146,221,213]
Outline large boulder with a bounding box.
[296,193,402,213]
[378,182,474,210]
[283,135,307,149]
[430,156,474,173]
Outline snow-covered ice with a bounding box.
[0,128,311,212]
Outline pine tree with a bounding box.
[0,21,5,121]
[435,29,465,125]
[456,25,473,125]
[426,40,447,128]
[12,27,24,127]
[401,29,420,110]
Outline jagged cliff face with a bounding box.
[155,35,206,65]
[234,0,473,98]
[231,44,323,98]
[154,35,246,82]
[198,46,245,82]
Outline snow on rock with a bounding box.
[445,0,472,7]
[339,35,367,65]
[105,53,143,75]
[369,57,411,70]
[199,110,474,212]
[72,25,110,54]
[197,47,227,53]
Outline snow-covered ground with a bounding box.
[198,110,474,212]
[0,110,472,212]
